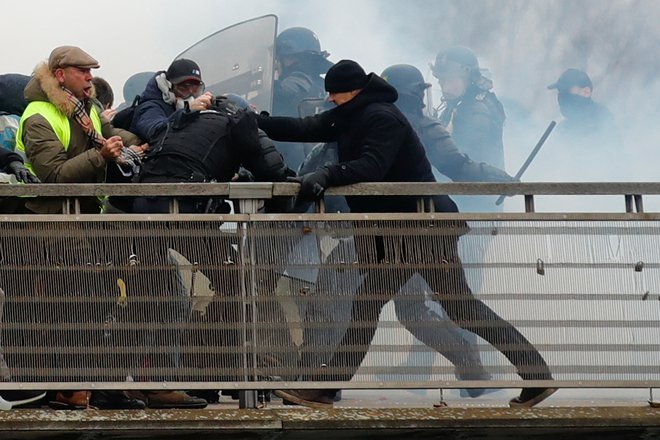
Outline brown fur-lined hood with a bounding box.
[24,62,95,117]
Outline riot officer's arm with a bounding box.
[275,72,314,102]
[453,158,515,182]
[429,139,515,182]
[424,121,514,182]
[257,112,335,143]
[241,129,295,182]
[22,114,106,183]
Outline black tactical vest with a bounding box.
[140,109,240,183]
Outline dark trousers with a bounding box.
[301,221,551,382]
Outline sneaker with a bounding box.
[274,389,335,409]
[0,390,47,410]
[126,390,208,409]
[48,391,91,410]
[90,391,146,410]
[457,371,497,398]
[509,387,557,408]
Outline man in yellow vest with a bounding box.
[16,45,144,214]
[14,46,208,411]
[12,46,150,410]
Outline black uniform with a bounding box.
[438,82,506,170]
[396,94,511,182]
[258,73,551,386]
[134,101,292,213]
[272,68,328,170]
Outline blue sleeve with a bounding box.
[130,102,170,144]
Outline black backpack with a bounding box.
[112,95,141,130]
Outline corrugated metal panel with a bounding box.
[0,217,658,388]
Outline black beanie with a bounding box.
[325,59,369,93]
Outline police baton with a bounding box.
[495,120,557,206]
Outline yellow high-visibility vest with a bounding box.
[15,101,102,173]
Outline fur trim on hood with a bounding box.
[24,62,96,117]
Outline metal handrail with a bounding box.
[0,181,659,198]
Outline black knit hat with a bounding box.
[325,59,369,93]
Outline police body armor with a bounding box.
[140,108,238,183]
[140,99,291,187]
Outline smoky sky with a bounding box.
[3,0,659,210]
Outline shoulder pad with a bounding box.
[418,116,451,140]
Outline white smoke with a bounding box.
[3,0,659,210]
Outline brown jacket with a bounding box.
[21,62,141,214]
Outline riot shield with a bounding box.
[175,15,277,113]
[297,98,332,118]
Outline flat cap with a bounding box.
[48,46,100,71]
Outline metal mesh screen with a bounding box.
[1,217,659,388]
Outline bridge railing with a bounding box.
[0,182,659,403]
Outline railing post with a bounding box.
[524,194,535,213]
[315,197,326,213]
[416,197,424,213]
[237,198,261,409]
[169,198,180,214]
[634,194,644,213]
[625,194,633,213]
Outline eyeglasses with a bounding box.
[174,81,205,96]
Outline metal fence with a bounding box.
[0,182,659,396]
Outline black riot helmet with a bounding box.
[381,64,431,99]
[223,93,257,113]
[432,46,481,83]
[276,27,333,72]
[277,27,326,57]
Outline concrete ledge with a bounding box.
[1,406,659,433]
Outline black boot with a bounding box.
[90,391,146,410]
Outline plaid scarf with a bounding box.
[63,87,141,176]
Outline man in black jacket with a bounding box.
[258,59,555,409]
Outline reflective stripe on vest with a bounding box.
[15,101,102,173]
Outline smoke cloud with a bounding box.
[3,0,659,210]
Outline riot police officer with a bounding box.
[382,64,513,183]
[272,27,334,170]
[432,47,507,185]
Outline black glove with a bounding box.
[7,161,40,183]
[286,167,331,202]
[232,167,254,182]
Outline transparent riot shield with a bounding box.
[297,98,332,118]
[175,15,277,113]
